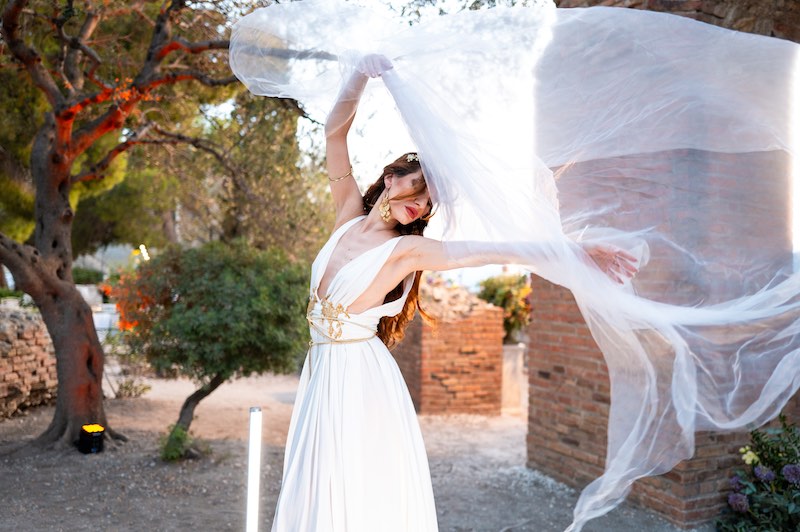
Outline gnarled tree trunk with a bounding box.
[36,284,109,446]
[175,373,226,432]
[0,115,115,448]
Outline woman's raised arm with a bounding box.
[325,55,394,229]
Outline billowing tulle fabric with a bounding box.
[272,216,437,531]
[232,2,800,530]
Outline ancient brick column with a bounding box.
[392,280,505,415]
[527,277,800,526]
[526,2,800,527]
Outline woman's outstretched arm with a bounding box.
[389,235,637,285]
[325,55,394,229]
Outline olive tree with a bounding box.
[0,0,273,447]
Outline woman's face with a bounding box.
[386,170,431,225]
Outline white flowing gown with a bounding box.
[271,216,438,532]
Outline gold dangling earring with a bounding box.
[379,188,391,222]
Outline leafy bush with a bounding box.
[102,332,151,399]
[717,414,800,531]
[113,241,309,381]
[477,274,532,343]
[73,266,104,285]
[115,241,308,460]
[160,424,192,462]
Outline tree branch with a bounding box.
[70,97,140,158]
[231,45,337,62]
[154,37,229,61]
[71,124,154,184]
[67,0,234,159]
[149,126,259,203]
[143,70,238,90]
[151,125,240,178]
[0,231,44,298]
[69,66,238,159]
[100,1,152,25]
[279,98,316,124]
[140,0,187,79]
[59,87,115,120]
[2,0,64,108]
[63,9,102,91]
[70,123,242,186]
[70,140,150,184]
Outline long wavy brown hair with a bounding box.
[363,153,435,348]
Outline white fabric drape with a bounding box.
[230,1,800,530]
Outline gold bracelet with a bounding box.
[329,167,353,183]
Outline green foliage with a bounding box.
[160,425,192,462]
[72,267,104,285]
[102,331,152,399]
[0,68,44,155]
[72,166,175,257]
[0,177,35,243]
[0,67,40,243]
[114,379,152,399]
[161,92,333,262]
[115,241,309,382]
[397,0,535,23]
[717,414,800,531]
[477,274,533,343]
[2,0,271,256]
[0,288,24,299]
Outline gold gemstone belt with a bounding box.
[306,291,378,376]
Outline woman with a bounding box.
[233,2,800,531]
[271,54,636,532]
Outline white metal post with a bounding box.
[246,406,263,532]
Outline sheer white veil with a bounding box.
[230,1,800,530]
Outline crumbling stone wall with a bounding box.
[0,308,58,418]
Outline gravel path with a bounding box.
[0,374,713,532]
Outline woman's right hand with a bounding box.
[583,243,638,284]
[356,54,394,78]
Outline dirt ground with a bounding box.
[0,374,713,532]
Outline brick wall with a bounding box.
[0,307,58,418]
[392,282,505,414]
[526,278,800,527]
[527,1,800,527]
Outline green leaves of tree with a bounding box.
[116,241,309,385]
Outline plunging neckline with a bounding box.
[315,216,402,303]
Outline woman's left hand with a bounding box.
[584,244,638,284]
[356,54,394,78]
